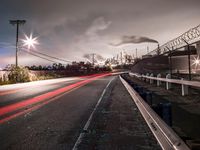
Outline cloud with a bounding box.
[85,17,111,37]
[72,16,112,57]
[1,0,200,68]
[110,35,158,46]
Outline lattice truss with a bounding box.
[149,24,200,55]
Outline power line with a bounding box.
[20,49,66,64]
[0,42,72,63]
[0,43,72,64]
[29,49,71,63]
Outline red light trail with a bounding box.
[0,73,111,124]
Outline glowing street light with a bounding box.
[192,56,200,69]
[22,34,39,49]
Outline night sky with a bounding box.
[0,0,200,68]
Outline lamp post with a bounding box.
[9,20,26,67]
[182,39,191,80]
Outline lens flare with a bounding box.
[192,56,200,69]
[22,33,39,49]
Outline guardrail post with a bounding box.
[166,74,171,90]
[146,73,149,82]
[157,74,161,86]
[162,103,172,126]
[150,73,154,84]
[129,72,133,77]
[141,74,145,81]
[181,78,188,96]
[138,74,142,80]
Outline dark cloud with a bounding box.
[110,36,158,46]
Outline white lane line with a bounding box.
[72,77,115,150]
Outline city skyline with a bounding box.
[0,0,200,68]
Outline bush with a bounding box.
[8,65,31,83]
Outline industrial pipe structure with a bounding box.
[147,24,200,56]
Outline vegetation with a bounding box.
[7,65,31,83]
[0,62,112,85]
[26,62,112,76]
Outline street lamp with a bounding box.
[192,56,200,70]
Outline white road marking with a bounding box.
[72,77,115,150]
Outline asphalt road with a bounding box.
[0,74,115,150]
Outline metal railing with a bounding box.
[129,72,200,96]
[120,75,190,150]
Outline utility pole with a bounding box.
[10,20,26,67]
[120,51,123,64]
[135,48,138,58]
[157,44,161,55]
[147,46,149,53]
[92,53,95,66]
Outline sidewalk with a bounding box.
[78,77,161,150]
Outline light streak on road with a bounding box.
[0,73,110,92]
[0,73,111,124]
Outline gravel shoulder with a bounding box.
[77,77,161,150]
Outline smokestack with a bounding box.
[147,46,149,53]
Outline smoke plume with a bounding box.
[110,35,158,46]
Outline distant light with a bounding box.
[22,33,39,49]
[192,56,200,69]
[111,64,117,67]
[195,59,200,64]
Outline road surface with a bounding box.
[0,73,114,149]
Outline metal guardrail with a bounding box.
[129,72,142,78]
[120,75,190,150]
[129,72,200,96]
